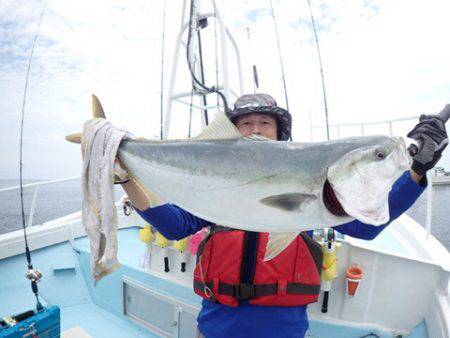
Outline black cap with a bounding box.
[226,93,292,141]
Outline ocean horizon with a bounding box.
[0,179,449,251]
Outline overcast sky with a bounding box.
[1,0,450,180]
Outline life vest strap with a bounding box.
[194,280,320,300]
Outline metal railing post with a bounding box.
[27,186,40,227]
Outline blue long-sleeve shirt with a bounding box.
[136,170,425,338]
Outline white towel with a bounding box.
[81,118,128,284]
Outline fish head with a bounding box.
[327,136,411,225]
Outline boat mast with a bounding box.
[163,0,244,138]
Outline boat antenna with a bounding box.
[19,0,48,312]
[159,0,167,139]
[186,0,229,113]
[268,0,290,113]
[307,0,330,140]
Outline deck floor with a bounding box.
[0,226,430,338]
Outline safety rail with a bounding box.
[0,176,80,228]
[311,115,435,237]
[311,115,420,140]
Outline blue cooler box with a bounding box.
[0,306,60,338]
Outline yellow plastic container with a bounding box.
[321,242,340,282]
[139,225,154,244]
[173,238,188,251]
[155,232,169,248]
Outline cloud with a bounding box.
[1,0,450,180]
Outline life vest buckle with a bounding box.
[234,283,255,299]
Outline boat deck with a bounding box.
[0,225,432,337]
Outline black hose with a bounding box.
[186,0,229,113]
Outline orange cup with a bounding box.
[346,266,363,297]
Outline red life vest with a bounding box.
[193,226,323,307]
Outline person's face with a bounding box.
[235,113,278,140]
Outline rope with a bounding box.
[19,0,47,312]
[159,0,167,139]
[268,0,290,113]
[307,0,330,140]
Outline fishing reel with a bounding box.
[25,269,42,283]
[120,195,134,216]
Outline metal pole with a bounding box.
[214,5,230,103]
[164,0,189,139]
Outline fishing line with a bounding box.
[307,0,330,140]
[19,0,48,312]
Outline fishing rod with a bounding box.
[268,0,290,114]
[407,104,450,156]
[307,0,330,141]
[18,0,48,312]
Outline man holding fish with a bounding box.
[116,94,448,338]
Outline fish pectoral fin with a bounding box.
[259,193,316,211]
[191,113,243,141]
[264,232,300,261]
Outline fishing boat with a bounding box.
[432,167,450,186]
[1,1,449,337]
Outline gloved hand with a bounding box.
[407,114,448,176]
[113,158,130,184]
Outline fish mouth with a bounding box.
[322,180,348,217]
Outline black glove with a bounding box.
[407,114,448,176]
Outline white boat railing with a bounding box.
[311,115,420,140]
[0,176,80,228]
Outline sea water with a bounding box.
[0,179,449,251]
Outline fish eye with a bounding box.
[375,150,386,160]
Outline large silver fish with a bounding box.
[68,95,411,259]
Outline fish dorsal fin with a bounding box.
[92,94,106,118]
[192,112,242,141]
